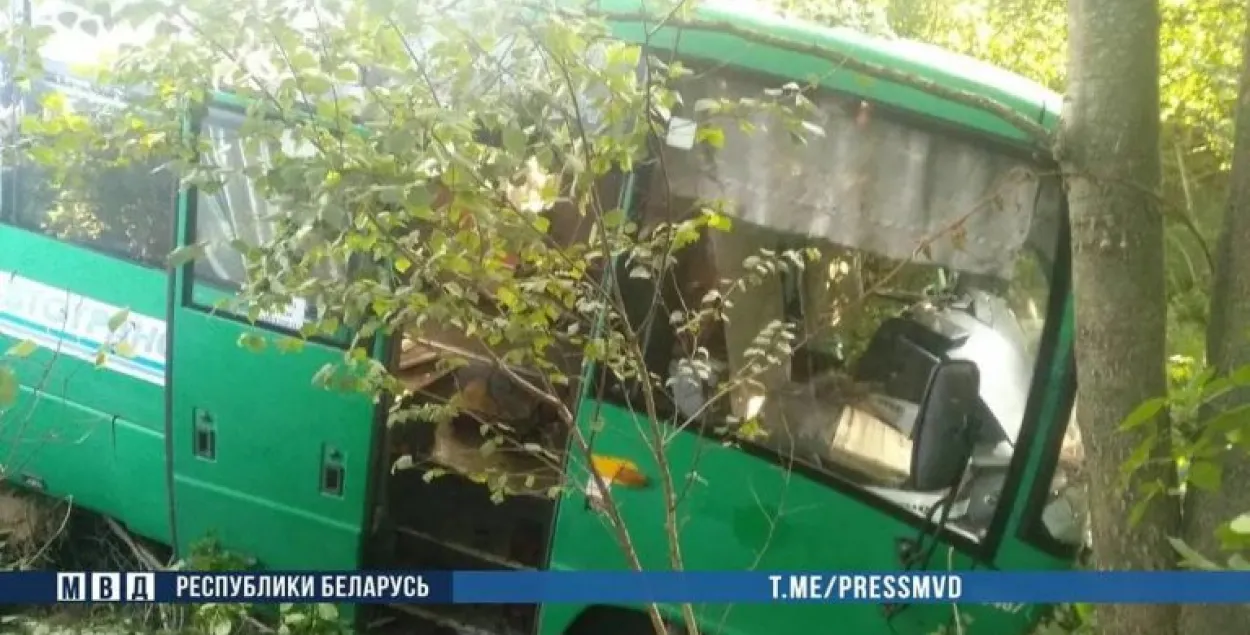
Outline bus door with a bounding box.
[167,104,376,569]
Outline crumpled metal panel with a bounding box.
[660,71,1056,279]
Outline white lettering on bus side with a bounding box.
[0,270,167,385]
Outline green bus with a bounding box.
[0,1,1082,634]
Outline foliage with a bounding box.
[178,537,255,572]
[1118,360,1250,569]
[5,614,148,635]
[171,539,350,635]
[0,341,34,411]
[1032,604,1095,635]
[186,602,347,635]
[4,1,835,633]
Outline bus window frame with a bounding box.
[588,106,1075,564]
[179,100,357,351]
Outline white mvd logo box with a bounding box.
[57,572,155,602]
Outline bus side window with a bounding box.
[5,74,175,267]
[193,108,344,293]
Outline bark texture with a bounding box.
[1180,4,1250,632]
[1060,1,1179,634]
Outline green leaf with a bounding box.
[237,333,267,353]
[696,126,725,148]
[693,98,720,113]
[1128,495,1154,527]
[5,340,38,358]
[502,125,526,156]
[321,316,341,335]
[1119,397,1167,431]
[168,243,207,268]
[705,212,732,232]
[274,337,305,354]
[1188,460,1222,491]
[1197,403,1250,436]
[154,19,178,37]
[1229,553,1250,570]
[479,438,498,456]
[1120,432,1157,480]
[1229,363,1250,386]
[602,208,627,229]
[107,308,131,333]
[497,287,519,308]
[0,367,17,408]
[316,603,338,621]
[1167,536,1222,570]
[311,363,336,387]
[532,215,551,234]
[1230,512,1250,535]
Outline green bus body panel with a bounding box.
[531,8,1075,634]
[167,303,374,569]
[0,225,171,543]
[538,299,1076,635]
[589,0,1062,144]
[539,384,1067,635]
[167,175,374,570]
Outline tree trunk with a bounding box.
[1060,0,1179,634]
[1180,4,1250,632]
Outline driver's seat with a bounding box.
[851,314,981,493]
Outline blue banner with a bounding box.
[6,570,1249,604]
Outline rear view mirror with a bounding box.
[909,360,980,491]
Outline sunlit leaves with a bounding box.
[107,308,131,333]
[601,208,627,229]
[5,340,38,359]
[7,0,834,523]
[1119,397,1168,431]
[1187,460,1222,492]
[168,243,207,268]
[1168,536,1224,570]
[237,333,268,353]
[1229,512,1250,535]
[695,125,725,148]
[0,367,17,408]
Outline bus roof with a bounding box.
[589,0,1063,147]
